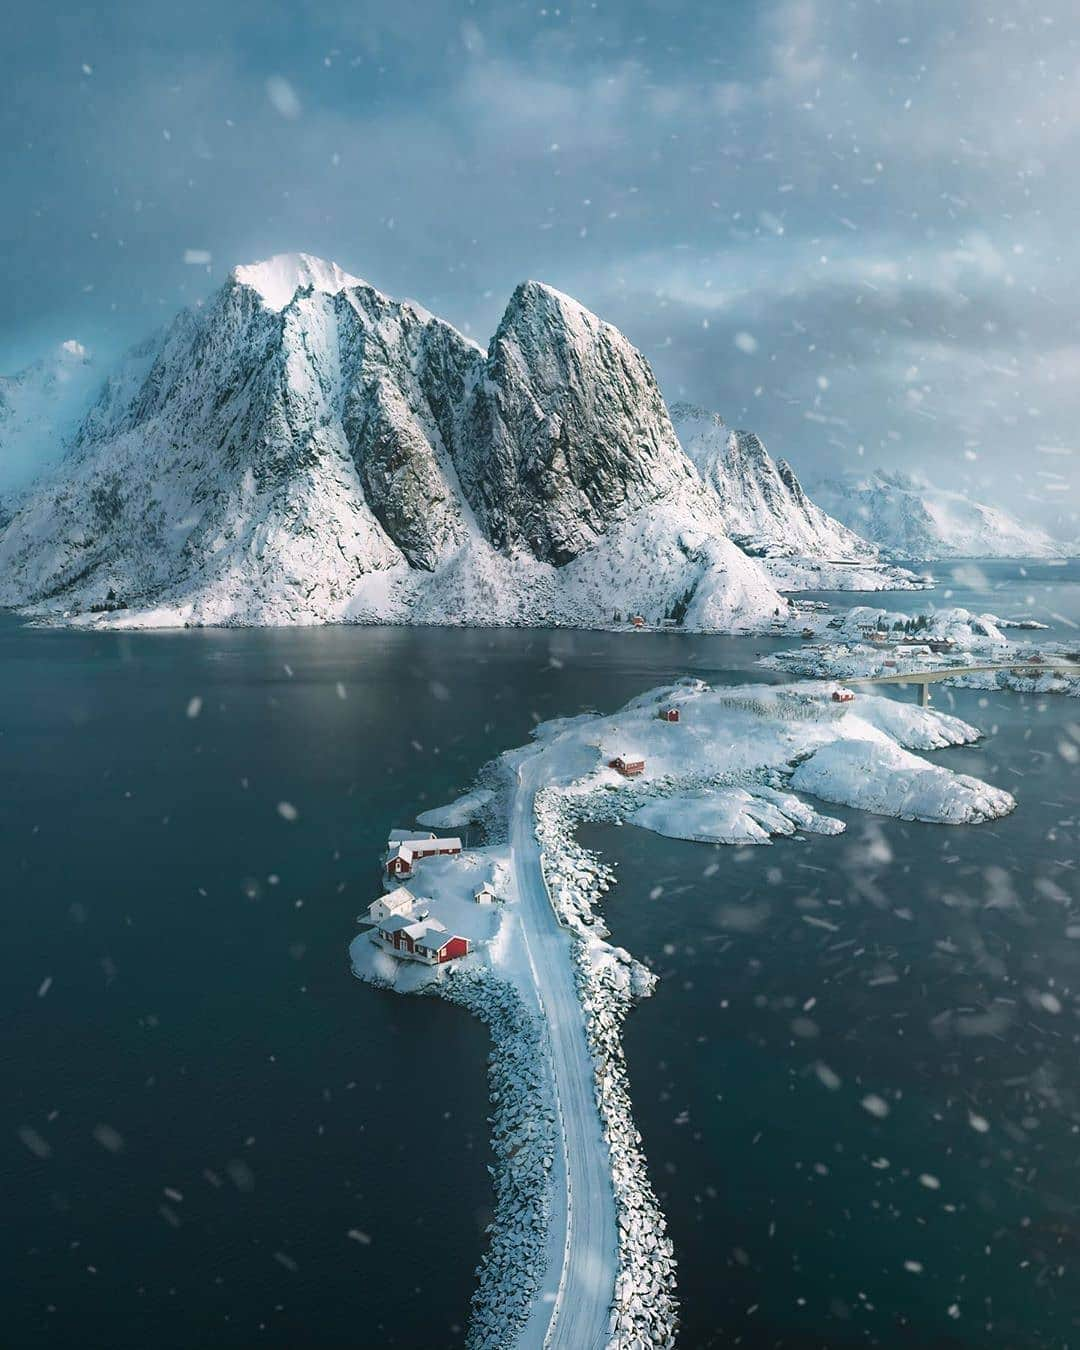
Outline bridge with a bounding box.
[840,662,1080,706]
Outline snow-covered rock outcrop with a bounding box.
[0,256,788,632]
[812,468,1063,560]
[790,738,1015,823]
[829,604,1011,647]
[671,405,928,590]
[672,404,874,560]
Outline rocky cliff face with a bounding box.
[458,282,696,565]
[671,404,876,560]
[0,255,787,630]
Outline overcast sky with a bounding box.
[3,0,1077,530]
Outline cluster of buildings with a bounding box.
[858,624,956,656]
[368,831,497,967]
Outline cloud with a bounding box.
[0,0,1075,527]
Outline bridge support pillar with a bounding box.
[919,682,930,708]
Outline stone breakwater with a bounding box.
[536,787,679,1350]
[352,961,557,1350]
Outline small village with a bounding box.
[363,829,503,969]
[361,682,876,978]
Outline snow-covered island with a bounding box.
[764,605,1080,700]
[349,676,1015,1349]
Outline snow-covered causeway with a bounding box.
[349,679,1014,1348]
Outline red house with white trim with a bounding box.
[374,914,471,965]
[658,707,680,723]
[385,832,463,878]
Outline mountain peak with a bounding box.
[501,279,610,336]
[727,429,771,465]
[231,253,367,312]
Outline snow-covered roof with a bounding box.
[388,830,436,846]
[232,253,366,312]
[403,918,447,941]
[369,887,416,915]
[377,915,415,935]
[416,931,460,952]
[613,752,645,764]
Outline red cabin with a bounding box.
[609,754,645,777]
[831,689,855,703]
[386,833,462,878]
[658,707,680,723]
[420,934,470,964]
[387,851,414,878]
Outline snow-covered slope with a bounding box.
[812,469,1062,560]
[0,256,785,631]
[671,404,876,561]
[0,340,102,498]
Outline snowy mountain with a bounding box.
[671,404,876,560]
[670,405,928,591]
[0,254,787,631]
[0,339,101,499]
[812,469,1063,561]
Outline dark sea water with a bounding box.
[1,572,1077,1349]
[0,617,790,1350]
[590,681,1080,1349]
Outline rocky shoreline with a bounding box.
[536,787,679,1349]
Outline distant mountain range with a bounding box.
[671,405,876,562]
[0,338,99,509]
[0,254,1062,630]
[812,469,1062,561]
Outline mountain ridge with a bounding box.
[0,255,792,631]
[670,403,877,561]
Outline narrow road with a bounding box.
[510,752,618,1350]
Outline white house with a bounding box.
[366,886,418,924]
[473,882,496,905]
